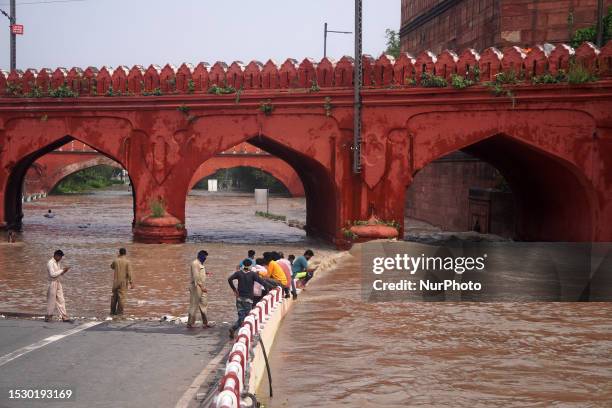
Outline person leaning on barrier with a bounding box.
[227,259,271,339]
[110,247,134,316]
[251,258,268,303]
[292,249,316,289]
[277,251,295,300]
[239,249,256,269]
[262,252,288,288]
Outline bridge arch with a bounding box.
[188,156,304,197]
[404,109,599,242]
[170,114,342,242]
[0,116,136,231]
[43,156,122,194]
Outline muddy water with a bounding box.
[0,190,331,319]
[262,248,612,407]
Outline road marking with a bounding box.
[0,321,102,368]
[175,344,229,408]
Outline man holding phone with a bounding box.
[45,249,74,323]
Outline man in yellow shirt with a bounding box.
[262,252,287,287]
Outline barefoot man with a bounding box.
[45,250,74,323]
[187,250,215,329]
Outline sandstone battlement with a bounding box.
[1,41,610,97]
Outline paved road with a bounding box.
[0,318,228,408]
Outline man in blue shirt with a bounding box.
[239,249,256,269]
[292,249,315,289]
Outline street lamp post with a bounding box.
[323,22,351,59]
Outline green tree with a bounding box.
[570,6,612,47]
[385,29,401,59]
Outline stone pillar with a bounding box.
[124,132,191,244]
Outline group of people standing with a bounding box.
[226,249,315,339]
[43,247,316,340]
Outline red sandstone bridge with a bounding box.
[1,41,611,245]
[23,141,304,197]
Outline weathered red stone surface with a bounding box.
[406,152,514,236]
[0,42,611,246]
[349,216,400,240]
[400,0,612,55]
[133,213,186,244]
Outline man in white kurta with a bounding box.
[46,250,72,322]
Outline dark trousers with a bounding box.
[110,286,127,315]
[232,299,253,331]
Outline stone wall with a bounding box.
[406,152,514,237]
[400,0,611,55]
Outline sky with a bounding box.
[0,0,400,71]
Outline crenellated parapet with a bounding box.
[1,41,611,97]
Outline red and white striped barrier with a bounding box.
[214,287,283,408]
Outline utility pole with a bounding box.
[1,0,17,71]
[353,0,362,174]
[10,0,16,71]
[323,22,351,59]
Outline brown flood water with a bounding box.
[262,247,612,407]
[0,190,332,320]
[2,190,612,407]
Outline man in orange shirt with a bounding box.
[262,252,287,287]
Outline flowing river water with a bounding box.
[1,190,611,406]
[0,189,328,321]
[261,246,612,407]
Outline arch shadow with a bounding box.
[246,134,338,241]
[409,133,594,241]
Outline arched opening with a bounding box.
[248,134,338,241]
[185,137,336,244]
[406,151,515,239]
[193,166,291,196]
[50,164,126,194]
[406,134,593,242]
[5,137,135,239]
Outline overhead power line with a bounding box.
[0,0,87,6]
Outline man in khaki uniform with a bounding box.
[110,247,134,316]
[45,249,74,323]
[187,250,214,328]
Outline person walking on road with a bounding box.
[227,259,269,339]
[45,250,74,323]
[187,250,215,329]
[110,247,134,316]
